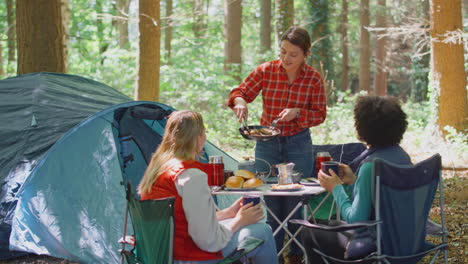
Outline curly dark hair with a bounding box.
[354,95,408,147]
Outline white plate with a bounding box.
[270,185,304,192]
[224,187,259,191]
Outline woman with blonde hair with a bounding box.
[138,110,278,264]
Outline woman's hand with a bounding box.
[216,197,242,221]
[278,108,300,122]
[228,203,265,233]
[233,97,248,123]
[338,164,356,185]
[318,169,343,192]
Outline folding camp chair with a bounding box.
[120,182,176,264]
[291,153,449,264]
[120,183,264,264]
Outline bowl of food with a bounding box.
[224,170,262,190]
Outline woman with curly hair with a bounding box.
[303,95,411,262]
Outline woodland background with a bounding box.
[0,0,467,263]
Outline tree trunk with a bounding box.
[430,0,467,133]
[307,0,333,82]
[224,0,242,82]
[411,0,430,102]
[359,0,370,92]
[0,40,4,76]
[340,0,348,91]
[193,0,206,38]
[117,0,130,49]
[16,0,66,75]
[96,2,108,65]
[260,0,272,54]
[137,0,160,101]
[165,0,173,63]
[62,0,70,70]
[373,0,387,96]
[6,0,15,68]
[276,0,294,45]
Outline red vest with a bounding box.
[140,160,224,261]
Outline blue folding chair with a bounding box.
[291,153,449,263]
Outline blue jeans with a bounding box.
[174,222,278,264]
[255,129,313,256]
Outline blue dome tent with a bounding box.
[0,73,238,263]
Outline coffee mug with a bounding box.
[242,195,261,206]
[321,161,339,176]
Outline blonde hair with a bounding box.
[138,110,205,196]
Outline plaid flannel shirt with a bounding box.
[228,60,326,136]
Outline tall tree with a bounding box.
[340,0,349,91]
[95,2,109,64]
[116,0,130,49]
[410,0,430,102]
[193,0,206,38]
[0,40,4,76]
[6,0,15,70]
[307,0,334,82]
[260,0,272,54]
[224,0,242,82]
[276,0,294,45]
[373,0,387,96]
[16,0,66,75]
[62,0,70,69]
[165,0,173,63]
[137,0,160,101]
[430,0,467,133]
[359,0,370,92]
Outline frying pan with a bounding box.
[239,118,281,141]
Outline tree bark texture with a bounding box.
[224,0,242,82]
[117,0,130,49]
[430,0,467,133]
[359,0,370,92]
[276,0,294,46]
[16,0,66,75]
[62,0,70,70]
[340,0,348,91]
[308,0,333,82]
[260,0,272,54]
[373,0,387,96]
[6,0,15,64]
[137,0,160,101]
[165,0,173,63]
[193,0,206,38]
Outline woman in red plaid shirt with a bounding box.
[228,26,327,263]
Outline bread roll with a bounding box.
[225,176,244,188]
[234,170,255,179]
[243,178,262,188]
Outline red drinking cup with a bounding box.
[315,152,331,177]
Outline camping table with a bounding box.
[213,184,328,264]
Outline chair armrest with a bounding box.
[289,219,381,232]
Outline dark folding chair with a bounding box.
[291,154,449,264]
[120,183,264,264]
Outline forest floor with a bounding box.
[0,171,466,264]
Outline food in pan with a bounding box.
[247,127,279,136]
[271,183,303,190]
